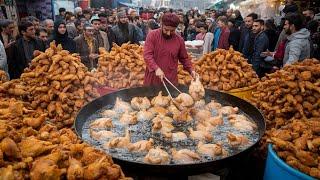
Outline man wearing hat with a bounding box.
[91,15,110,51]
[109,11,140,46]
[143,13,196,86]
[74,23,99,70]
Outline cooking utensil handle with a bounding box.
[162,80,174,101]
[163,76,182,94]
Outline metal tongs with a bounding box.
[161,76,182,101]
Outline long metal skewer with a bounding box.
[163,76,183,94]
[162,80,174,101]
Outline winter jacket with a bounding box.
[74,35,99,70]
[0,41,8,77]
[93,30,110,51]
[252,31,269,77]
[203,32,214,54]
[51,20,76,53]
[109,23,140,46]
[229,27,241,51]
[239,25,250,53]
[217,27,230,50]
[283,28,311,65]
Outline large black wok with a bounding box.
[74,86,265,176]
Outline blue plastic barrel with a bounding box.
[264,144,315,180]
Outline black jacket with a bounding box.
[8,37,45,79]
[51,20,76,53]
[229,27,241,51]
[265,29,278,52]
[109,23,140,46]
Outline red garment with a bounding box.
[218,27,230,49]
[143,29,193,86]
[274,39,287,60]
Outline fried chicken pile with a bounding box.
[185,48,259,91]
[95,43,145,89]
[250,59,320,130]
[268,119,320,179]
[0,43,101,128]
[0,70,8,84]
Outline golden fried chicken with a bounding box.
[171,149,200,164]
[208,115,224,126]
[173,108,193,122]
[151,91,170,107]
[144,147,170,165]
[175,93,194,108]
[101,109,119,119]
[148,106,169,116]
[18,136,57,158]
[205,100,222,111]
[197,142,223,158]
[229,114,257,131]
[188,128,213,141]
[90,130,117,140]
[119,111,138,125]
[152,115,174,134]
[137,110,155,121]
[104,130,131,149]
[194,99,206,110]
[113,97,132,113]
[128,138,154,152]
[196,121,216,132]
[227,133,249,148]
[0,165,14,180]
[164,132,188,142]
[90,118,113,129]
[131,97,151,110]
[168,104,180,115]
[22,113,47,129]
[67,157,84,180]
[81,146,111,166]
[189,76,205,101]
[193,109,212,122]
[219,106,239,115]
[1,137,20,159]
[83,157,109,180]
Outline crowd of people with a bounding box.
[0,0,319,79]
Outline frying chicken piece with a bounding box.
[81,146,111,166]
[189,76,205,101]
[113,97,132,113]
[196,121,216,132]
[229,114,257,131]
[227,133,249,148]
[175,93,194,108]
[137,110,155,121]
[208,115,224,126]
[19,136,57,158]
[101,109,119,119]
[1,137,20,159]
[171,149,201,164]
[119,111,138,125]
[151,91,170,107]
[194,99,206,109]
[197,142,223,158]
[152,115,174,134]
[104,130,131,149]
[193,109,212,122]
[173,108,193,122]
[90,118,113,129]
[189,128,213,141]
[90,130,117,140]
[148,106,169,116]
[131,97,151,111]
[83,157,110,180]
[168,104,180,115]
[164,132,188,142]
[205,100,222,111]
[144,147,170,165]
[67,157,84,180]
[219,106,239,115]
[128,138,154,152]
[0,165,14,180]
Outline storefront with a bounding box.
[0,0,18,21]
[15,0,53,21]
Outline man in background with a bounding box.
[43,19,55,40]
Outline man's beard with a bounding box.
[162,33,172,39]
[119,22,128,30]
[285,29,292,35]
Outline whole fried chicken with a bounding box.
[175,93,194,108]
[119,111,138,125]
[151,91,170,107]
[164,132,188,142]
[113,97,132,113]
[101,109,119,119]
[90,130,117,140]
[227,133,249,148]
[188,128,213,141]
[208,115,224,126]
[189,76,205,101]
[18,136,57,158]
[171,148,200,164]
[131,97,151,110]
[173,108,193,122]
[193,109,212,122]
[144,147,170,165]
[128,138,154,152]
[152,115,174,134]
[67,157,84,180]
[104,130,131,149]
[90,118,113,129]
[229,114,257,132]
[148,106,169,116]
[137,110,155,121]
[197,142,223,158]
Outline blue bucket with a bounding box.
[264,144,315,180]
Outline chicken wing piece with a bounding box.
[90,130,117,140]
[104,130,131,149]
[18,136,57,158]
[119,111,138,125]
[101,109,119,119]
[197,142,223,158]
[152,115,174,134]
[189,76,205,101]
[131,97,151,110]
[175,93,194,108]
[128,138,154,152]
[144,147,170,165]
[189,128,213,141]
[90,118,113,129]
[67,157,84,180]
[164,132,188,142]
[219,106,239,115]
[113,97,132,113]
[151,91,170,107]
[229,114,257,132]
[227,133,249,148]
[205,100,222,111]
[171,149,201,164]
[137,110,155,121]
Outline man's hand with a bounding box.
[155,68,164,81]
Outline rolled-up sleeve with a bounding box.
[143,32,159,72]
